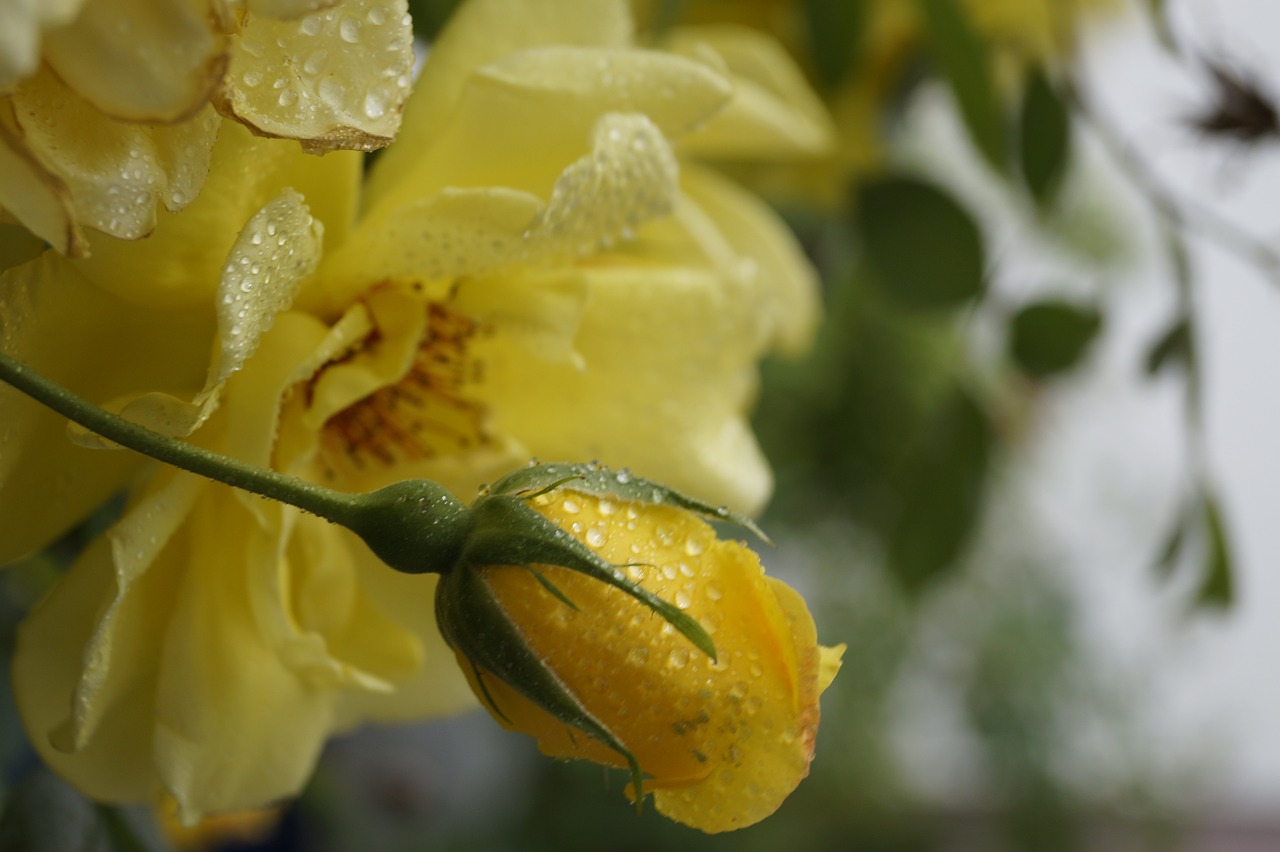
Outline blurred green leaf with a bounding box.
[407,0,464,40]
[887,388,992,592]
[1144,316,1192,375]
[1198,495,1234,608]
[1152,503,1190,579]
[1009,300,1102,378]
[0,768,167,852]
[853,175,986,310]
[802,0,866,88]
[916,0,1008,171]
[1018,69,1072,207]
[1144,0,1178,53]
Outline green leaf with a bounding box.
[853,175,986,310]
[916,0,1008,171]
[1198,495,1234,608]
[1008,300,1103,378]
[1018,68,1072,207]
[0,768,167,852]
[887,388,993,592]
[1144,316,1193,375]
[1144,0,1178,53]
[802,0,866,88]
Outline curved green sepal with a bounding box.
[464,494,716,661]
[342,479,474,575]
[491,461,771,545]
[434,564,646,805]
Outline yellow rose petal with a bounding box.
[43,0,227,123]
[367,0,632,202]
[0,105,84,256]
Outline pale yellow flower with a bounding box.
[0,0,415,256]
[3,0,830,820]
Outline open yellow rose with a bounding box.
[0,0,415,255]
[4,0,832,821]
[435,464,844,832]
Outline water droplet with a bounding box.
[363,91,386,119]
[705,583,722,601]
[302,49,327,76]
[749,662,763,678]
[339,16,361,43]
[684,536,705,556]
[674,590,691,609]
[367,5,388,25]
[661,564,678,580]
[318,78,345,107]
[729,681,748,700]
[597,498,616,516]
[561,498,580,514]
[242,70,263,88]
[667,648,689,669]
[585,526,606,548]
[278,89,297,107]
[678,562,694,578]
[300,14,322,36]
[615,468,632,484]
[626,647,649,666]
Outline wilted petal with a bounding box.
[11,66,219,241]
[0,104,84,256]
[217,0,414,153]
[44,0,228,123]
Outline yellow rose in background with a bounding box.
[436,464,844,832]
[634,0,1115,209]
[3,0,834,822]
[0,0,415,255]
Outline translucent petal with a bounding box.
[13,537,163,804]
[0,253,212,565]
[666,26,836,159]
[473,262,772,513]
[679,165,821,355]
[43,0,227,123]
[11,66,219,241]
[366,0,632,203]
[0,0,85,92]
[74,121,359,310]
[216,0,414,153]
[335,113,679,312]
[370,48,724,215]
[152,490,335,823]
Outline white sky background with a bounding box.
[894,0,1280,817]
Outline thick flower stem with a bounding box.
[0,350,362,527]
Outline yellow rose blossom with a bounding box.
[3,0,832,822]
[436,465,844,832]
[0,0,415,256]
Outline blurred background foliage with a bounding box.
[2,0,1269,849]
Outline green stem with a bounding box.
[0,350,362,527]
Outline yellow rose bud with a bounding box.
[435,463,844,833]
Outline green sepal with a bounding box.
[434,562,646,806]
[491,461,770,545]
[342,479,474,575]
[463,493,716,661]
